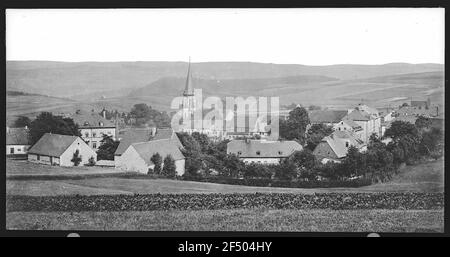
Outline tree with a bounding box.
[308,105,321,111]
[87,156,96,166]
[150,153,163,174]
[274,158,297,180]
[29,112,80,145]
[305,123,333,151]
[96,135,119,160]
[419,127,442,156]
[162,155,177,178]
[279,106,310,144]
[71,150,82,166]
[221,154,244,178]
[13,116,31,128]
[384,120,418,141]
[415,115,432,133]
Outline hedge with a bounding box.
[182,176,373,188]
[6,192,443,212]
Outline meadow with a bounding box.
[5,158,444,232]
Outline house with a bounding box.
[115,138,185,175]
[6,126,30,157]
[227,139,303,164]
[70,110,117,151]
[411,98,431,109]
[114,127,182,164]
[333,119,364,141]
[309,110,348,126]
[395,105,439,118]
[342,105,381,143]
[27,133,97,166]
[313,130,366,164]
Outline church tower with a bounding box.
[182,58,196,128]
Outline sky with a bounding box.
[5,8,445,65]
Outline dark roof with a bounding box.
[344,109,370,121]
[309,110,348,124]
[152,128,184,149]
[131,139,185,164]
[69,110,115,128]
[227,140,303,158]
[28,133,79,157]
[114,128,153,156]
[6,127,30,145]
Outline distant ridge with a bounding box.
[7,61,443,98]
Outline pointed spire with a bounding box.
[183,57,194,96]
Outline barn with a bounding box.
[27,133,97,166]
[116,138,185,175]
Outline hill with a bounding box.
[6,61,443,99]
[125,71,444,111]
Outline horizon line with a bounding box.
[5,59,444,66]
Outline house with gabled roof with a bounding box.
[6,126,31,157]
[343,105,381,143]
[114,127,183,164]
[309,110,348,126]
[313,130,366,164]
[27,133,97,166]
[70,109,117,151]
[115,138,185,175]
[227,139,303,164]
[333,119,364,141]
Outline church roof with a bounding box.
[183,59,194,96]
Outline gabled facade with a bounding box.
[27,133,97,166]
[313,130,366,164]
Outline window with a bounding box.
[37,155,40,161]
[93,142,97,149]
[10,148,14,154]
[237,151,242,155]
[93,132,97,137]
[346,142,349,147]
[256,151,261,155]
[278,151,283,155]
[85,132,89,138]
[17,148,21,152]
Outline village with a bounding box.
[6,62,444,182]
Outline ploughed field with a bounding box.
[6,158,444,232]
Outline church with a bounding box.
[177,59,275,140]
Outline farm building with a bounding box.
[309,110,348,126]
[114,127,182,164]
[69,109,117,151]
[313,130,366,164]
[6,126,30,157]
[27,133,97,166]
[227,139,303,164]
[115,138,185,175]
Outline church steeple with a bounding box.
[183,57,194,96]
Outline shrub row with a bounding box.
[183,176,372,188]
[6,192,443,212]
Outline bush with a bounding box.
[86,156,96,166]
[6,192,443,212]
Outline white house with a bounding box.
[6,126,30,157]
[115,138,185,176]
[343,105,381,143]
[227,139,303,164]
[27,133,97,166]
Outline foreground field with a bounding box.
[6,209,444,232]
[6,158,444,196]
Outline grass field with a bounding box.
[6,209,444,232]
[6,158,444,196]
[6,158,444,232]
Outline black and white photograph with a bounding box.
[4,8,445,234]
